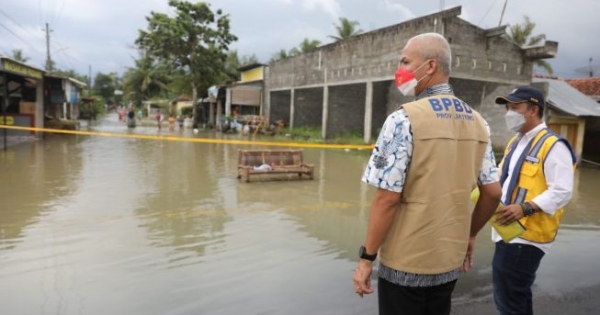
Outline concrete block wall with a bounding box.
[446,19,532,85]
[268,11,445,91]
[270,90,291,124]
[371,81,390,138]
[294,87,323,128]
[266,6,544,142]
[327,83,366,137]
[450,78,517,148]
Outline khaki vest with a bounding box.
[379,94,489,274]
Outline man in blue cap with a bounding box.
[493,86,577,315]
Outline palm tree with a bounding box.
[298,38,321,53]
[506,15,553,74]
[11,49,29,63]
[123,54,171,107]
[270,49,288,63]
[329,17,363,41]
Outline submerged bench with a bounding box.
[237,149,314,182]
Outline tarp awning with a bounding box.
[231,87,261,106]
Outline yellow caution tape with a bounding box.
[0,125,375,150]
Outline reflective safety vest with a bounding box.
[500,128,577,243]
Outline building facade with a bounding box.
[265,6,557,146]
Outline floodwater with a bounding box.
[1,114,599,315]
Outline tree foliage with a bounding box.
[329,17,363,41]
[270,49,288,63]
[239,54,260,67]
[122,54,171,107]
[270,38,321,62]
[93,72,121,103]
[135,0,237,123]
[298,38,321,53]
[221,50,260,81]
[11,49,30,63]
[506,15,553,74]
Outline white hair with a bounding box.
[407,33,452,76]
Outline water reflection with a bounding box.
[0,114,598,315]
[132,141,232,265]
[0,135,84,251]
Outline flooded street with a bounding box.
[1,114,600,315]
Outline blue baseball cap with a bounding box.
[495,86,545,108]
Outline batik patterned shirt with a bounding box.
[362,83,499,287]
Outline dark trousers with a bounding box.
[493,241,545,315]
[378,277,457,315]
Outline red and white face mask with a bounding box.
[394,60,430,97]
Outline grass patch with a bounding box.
[271,126,374,146]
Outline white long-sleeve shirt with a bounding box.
[492,123,575,252]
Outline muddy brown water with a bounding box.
[1,114,599,314]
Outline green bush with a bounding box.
[181,106,193,117]
[79,98,106,120]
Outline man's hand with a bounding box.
[461,237,475,273]
[495,204,524,226]
[353,260,375,298]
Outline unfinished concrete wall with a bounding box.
[327,83,366,137]
[450,77,516,147]
[445,19,532,85]
[266,6,547,140]
[294,87,323,128]
[270,90,291,124]
[371,81,390,138]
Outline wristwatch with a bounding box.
[359,245,377,261]
[521,202,535,217]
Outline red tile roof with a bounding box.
[566,77,600,96]
[534,73,565,80]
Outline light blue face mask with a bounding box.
[505,110,525,132]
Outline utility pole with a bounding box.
[2,72,8,151]
[88,64,92,95]
[44,22,53,72]
[498,0,508,27]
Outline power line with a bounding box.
[0,9,46,41]
[52,32,85,65]
[477,0,499,26]
[0,21,45,57]
[38,0,43,26]
[0,21,23,41]
[55,0,67,29]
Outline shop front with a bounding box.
[0,57,44,140]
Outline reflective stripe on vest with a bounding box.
[501,128,577,243]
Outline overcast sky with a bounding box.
[1,0,599,80]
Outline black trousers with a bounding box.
[378,277,457,315]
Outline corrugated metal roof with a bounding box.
[533,78,600,117]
